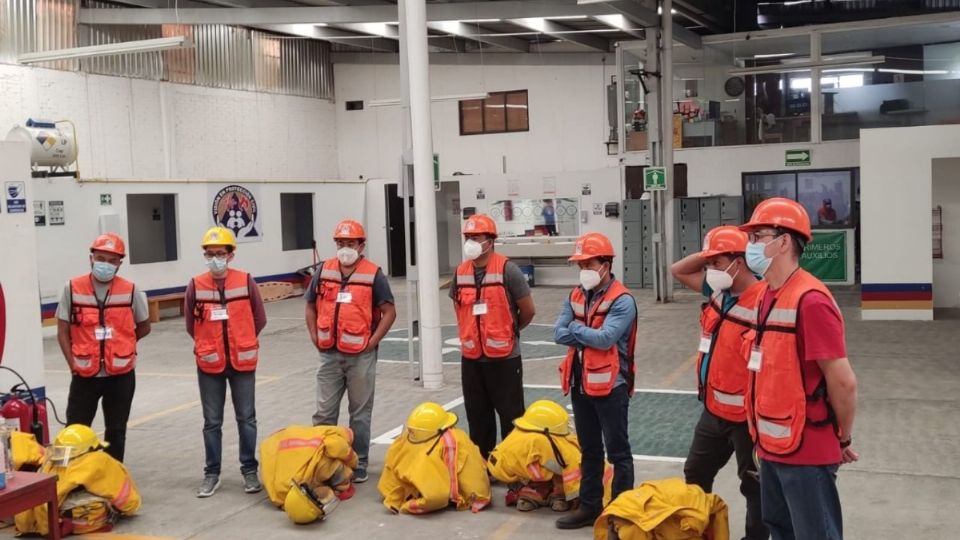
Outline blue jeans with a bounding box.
[313,349,377,470]
[570,383,634,513]
[198,368,258,476]
[761,459,843,540]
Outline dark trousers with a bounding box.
[461,356,525,458]
[684,409,767,540]
[66,370,136,462]
[571,383,634,513]
[761,460,843,540]
[197,367,258,476]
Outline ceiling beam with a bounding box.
[509,18,610,52]
[597,0,702,49]
[258,24,399,52]
[427,21,530,53]
[590,14,645,39]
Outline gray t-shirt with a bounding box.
[449,259,531,361]
[56,277,150,377]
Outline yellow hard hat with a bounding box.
[53,424,108,458]
[405,402,457,443]
[513,400,570,436]
[201,227,237,249]
[284,483,337,524]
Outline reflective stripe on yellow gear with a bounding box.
[378,427,491,514]
[488,429,597,502]
[15,450,140,536]
[259,426,358,509]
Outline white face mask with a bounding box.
[463,239,486,261]
[705,260,739,292]
[337,247,359,266]
[579,266,605,291]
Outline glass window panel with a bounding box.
[460,99,484,134]
[484,93,506,133]
[742,173,797,218]
[798,171,853,228]
[487,198,579,238]
[506,91,528,131]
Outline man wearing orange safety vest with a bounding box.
[740,198,859,540]
[185,227,267,498]
[450,214,536,459]
[671,225,767,540]
[56,233,151,463]
[553,232,637,530]
[305,220,396,484]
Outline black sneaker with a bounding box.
[196,475,221,498]
[555,507,600,530]
[353,468,369,484]
[242,472,262,494]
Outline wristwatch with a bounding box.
[840,437,853,449]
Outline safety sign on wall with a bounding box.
[5,182,26,213]
[210,184,262,243]
[48,200,65,226]
[34,201,45,226]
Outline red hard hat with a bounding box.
[740,197,812,242]
[700,226,748,258]
[463,214,497,237]
[569,232,615,261]
[333,220,365,240]
[90,233,126,257]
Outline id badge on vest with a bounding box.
[95,326,113,341]
[336,291,353,304]
[697,334,712,354]
[210,308,229,321]
[748,345,763,372]
[472,301,488,316]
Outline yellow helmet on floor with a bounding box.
[53,424,109,460]
[201,226,237,249]
[284,484,338,524]
[405,402,457,443]
[513,400,570,435]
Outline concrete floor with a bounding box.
[23,279,960,539]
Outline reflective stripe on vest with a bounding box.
[453,252,516,360]
[712,389,745,407]
[315,258,379,354]
[757,419,791,439]
[192,269,259,374]
[69,275,138,377]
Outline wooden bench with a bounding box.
[148,293,185,323]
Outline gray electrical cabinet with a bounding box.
[622,196,743,289]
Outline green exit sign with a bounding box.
[644,166,667,191]
[786,149,811,166]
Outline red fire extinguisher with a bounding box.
[0,377,51,445]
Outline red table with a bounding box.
[0,471,60,539]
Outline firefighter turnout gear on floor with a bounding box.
[595,478,729,540]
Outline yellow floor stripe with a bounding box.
[84,534,183,540]
[658,354,697,388]
[486,515,525,540]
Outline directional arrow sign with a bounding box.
[785,149,811,166]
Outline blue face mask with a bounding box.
[745,241,773,276]
[205,256,228,274]
[91,261,118,282]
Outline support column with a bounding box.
[810,30,822,144]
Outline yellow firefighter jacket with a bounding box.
[594,478,729,540]
[11,431,46,471]
[487,429,587,501]
[15,450,141,536]
[260,425,358,507]
[378,427,491,514]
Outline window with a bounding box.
[742,168,857,229]
[487,198,578,238]
[280,193,314,251]
[126,194,179,264]
[459,90,529,135]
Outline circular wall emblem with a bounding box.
[212,185,259,241]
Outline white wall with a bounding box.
[933,158,960,308]
[334,53,619,182]
[860,125,960,320]
[0,142,45,392]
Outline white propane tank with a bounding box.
[5,119,77,168]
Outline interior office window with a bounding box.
[459,90,529,135]
[126,194,178,264]
[798,170,854,227]
[487,198,579,238]
[742,173,797,218]
[280,193,314,251]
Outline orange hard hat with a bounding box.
[569,232,615,261]
[740,197,812,242]
[700,226,748,258]
[333,220,365,240]
[463,214,497,237]
[89,233,126,257]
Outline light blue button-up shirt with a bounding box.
[553,278,638,390]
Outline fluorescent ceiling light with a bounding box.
[316,23,328,27]
[728,55,885,76]
[369,93,490,108]
[593,14,626,28]
[656,7,678,14]
[878,68,948,75]
[754,52,795,59]
[19,36,191,64]
[513,17,547,32]
[454,19,501,24]
[547,15,589,20]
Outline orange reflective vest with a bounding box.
[69,275,138,378]
[314,258,381,354]
[696,283,764,423]
[453,253,516,360]
[559,280,637,397]
[744,269,839,456]
[192,269,259,374]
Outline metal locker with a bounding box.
[699,197,721,220]
[679,242,702,259]
[720,196,742,221]
[622,200,642,222]
[623,242,643,264]
[721,218,740,226]
[679,222,701,244]
[642,264,654,288]
[700,218,721,236]
[623,264,643,287]
[679,198,699,222]
[624,222,643,242]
